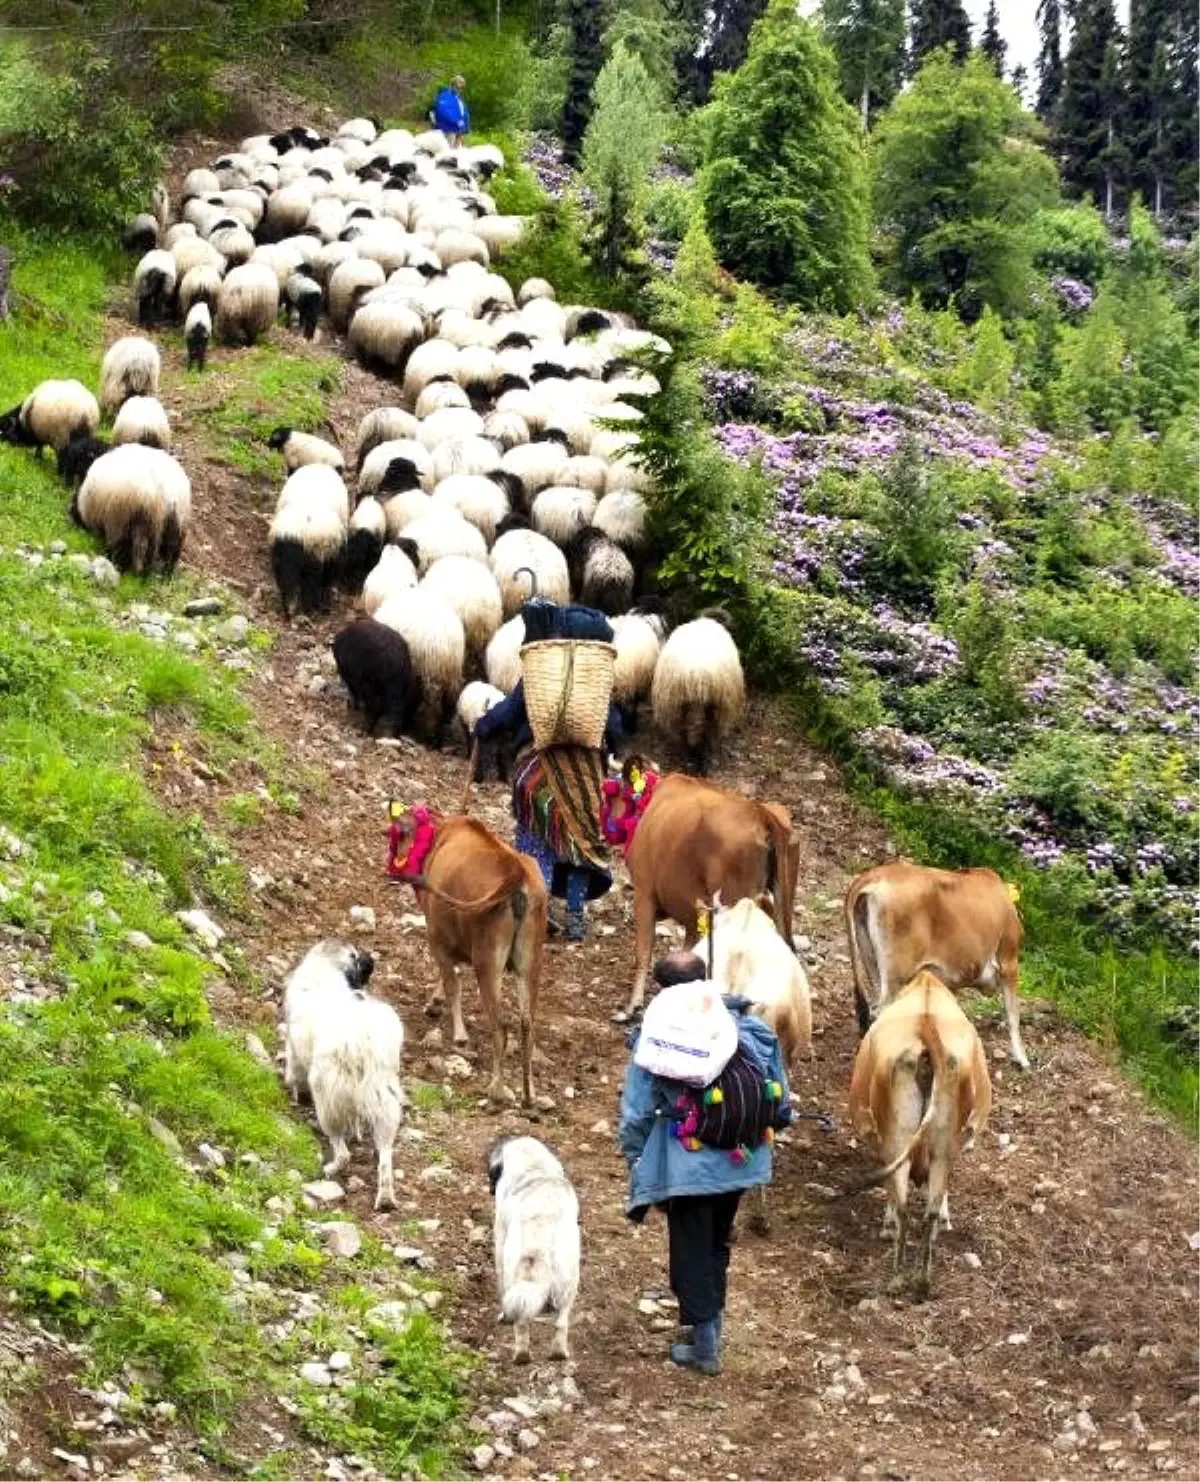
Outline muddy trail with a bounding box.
[112,295,1200,1482]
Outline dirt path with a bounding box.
[133,298,1200,1482]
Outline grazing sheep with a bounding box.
[178,264,223,318]
[556,454,609,493]
[333,619,419,737]
[565,526,634,615]
[285,271,323,338]
[489,528,570,618]
[429,433,501,485]
[593,489,648,557]
[611,611,664,730]
[348,300,424,373]
[373,588,465,741]
[432,473,509,544]
[420,554,504,653]
[133,249,177,326]
[362,542,418,616]
[56,430,110,492]
[112,396,171,451]
[269,492,346,617]
[355,406,420,473]
[328,258,385,331]
[216,262,280,346]
[100,336,161,416]
[401,338,460,405]
[282,939,403,1212]
[185,302,212,372]
[399,511,488,573]
[342,496,387,591]
[1,379,100,454]
[209,222,256,266]
[416,379,472,418]
[170,233,225,281]
[650,615,746,774]
[276,462,350,524]
[416,405,485,450]
[381,488,436,540]
[359,438,433,498]
[517,277,555,305]
[482,409,530,451]
[532,487,597,547]
[457,680,512,779]
[183,167,221,199]
[267,427,345,473]
[485,614,525,694]
[500,439,569,505]
[76,445,191,576]
[123,213,159,254]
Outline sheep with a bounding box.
[532,487,597,548]
[456,679,513,779]
[99,337,161,418]
[276,463,350,525]
[604,448,652,494]
[348,300,424,373]
[650,616,746,774]
[593,489,648,557]
[333,619,418,737]
[453,344,500,403]
[496,387,548,433]
[133,249,177,327]
[56,430,110,492]
[264,181,315,241]
[517,277,555,305]
[472,215,524,256]
[328,258,386,331]
[416,406,485,450]
[112,396,171,451]
[216,262,280,346]
[420,554,504,654]
[481,409,530,451]
[373,588,465,741]
[311,239,359,285]
[485,614,525,694]
[285,272,323,339]
[499,439,569,505]
[185,303,212,373]
[342,496,386,591]
[178,263,223,318]
[123,213,159,254]
[399,511,488,574]
[362,542,418,616]
[610,611,664,730]
[0,379,100,455]
[338,116,381,146]
[355,407,420,473]
[416,379,472,418]
[183,167,221,200]
[267,428,345,473]
[429,434,501,486]
[358,438,433,497]
[170,234,225,281]
[209,222,256,266]
[282,939,403,1212]
[489,528,570,618]
[565,526,634,615]
[402,338,460,404]
[269,490,346,617]
[382,488,436,540]
[432,473,509,544]
[556,454,609,494]
[76,445,191,576]
[165,222,197,247]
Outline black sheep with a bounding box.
[333,620,419,738]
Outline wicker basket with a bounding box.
[521,639,616,750]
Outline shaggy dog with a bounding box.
[282,940,404,1211]
[487,1136,580,1363]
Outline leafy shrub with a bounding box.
[1030,202,1110,285]
[864,435,964,604]
[582,42,666,280]
[1056,286,1134,433]
[407,28,534,132]
[1155,412,1200,506]
[645,178,698,243]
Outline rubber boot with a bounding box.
[565,870,588,943]
[670,1316,721,1375]
[547,900,568,939]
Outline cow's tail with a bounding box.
[763,807,797,954]
[846,880,881,1035]
[405,857,529,916]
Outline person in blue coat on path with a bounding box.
[431,75,470,146]
[618,950,792,1376]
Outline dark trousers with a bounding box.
[666,1192,742,1326]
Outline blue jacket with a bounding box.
[474,681,625,756]
[618,999,792,1215]
[432,87,469,136]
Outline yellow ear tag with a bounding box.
[696,909,711,939]
[629,765,643,792]
[1006,882,1021,905]
[389,799,404,821]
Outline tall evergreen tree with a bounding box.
[1125,0,1170,205]
[561,0,605,163]
[909,0,971,67]
[1035,0,1064,121]
[821,0,907,126]
[1168,4,1199,214]
[581,42,666,279]
[1010,62,1029,101]
[980,1,1006,77]
[1058,0,1126,211]
[669,0,770,102]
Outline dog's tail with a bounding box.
[501,1252,553,1324]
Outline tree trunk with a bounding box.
[1104,116,1114,221]
[0,247,11,322]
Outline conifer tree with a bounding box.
[1035,0,1064,122]
[1058,0,1126,212]
[980,1,1006,77]
[909,0,971,67]
[821,0,907,126]
[561,0,605,163]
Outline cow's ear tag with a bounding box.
[1006,882,1021,905]
[696,908,711,938]
[388,798,403,820]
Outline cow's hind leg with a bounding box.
[999,951,1030,1070]
[474,934,510,1104]
[429,943,468,1046]
[886,1164,911,1295]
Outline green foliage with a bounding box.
[408,26,535,133]
[909,1,972,65]
[581,42,667,280]
[1155,412,1200,506]
[604,0,687,100]
[192,350,343,480]
[1056,284,1132,432]
[964,306,1016,410]
[700,1,873,309]
[819,0,906,125]
[864,435,964,602]
[492,195,625,309]
[1057,0,1126,209]
[645,177,699,243]
[1030,202,1110,284]
[562,0,606,161]
[872,50,1060,320]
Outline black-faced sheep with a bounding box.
[332,619,418,737]
[532,487,597,547]
[565,526,635,616]
[269,493,346,617]
[267,427,345,473]
[355,407,420,473]
[348,300,424,374]
[650,615,746,775]
[1,380,100,455]
[100,337,161,416]
[342,496,386,591]
[56,430,111,492]
[76,445,191,576]
[420,554,504,654]
[134,249,177,326]
[285,271,323,339]
[456,680,513,779]
[399,511,488,574]
[373,588,465,742]
[361,542,418,616]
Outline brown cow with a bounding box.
[844,860,1029,1070]
[395,812,548,1106]
[620,775,800,1020]
[844,970,992,1297]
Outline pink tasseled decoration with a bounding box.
[386,804,438,880]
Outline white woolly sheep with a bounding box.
[328,258,386,331]
[398,511,488,574]
[555,454,608,493]
[610,612,664,728]
[133,250,177,327]
[185,302,212,372]
[285,272,323,338]
[355,407,420,473]
[362,542,418,616]
[178,264,223,317]
[435,227,489,269]
[269,489,346,617]
[420,554,503,653]
[517,277,555,305]
[485,613,525,693]
[531,487,597,547]
[415,380,471,418]
[456,679,504,734]
[499,439,569,503]
[358,437,433,497]
[432,473,509,544]
[650,616,746,774]
[268,428,345,473]
[276,463,350,525]
[183,167,221,199]
[416,406,485,450]
[0,379,100,455]
[593,489,648,557]
[311,239,359,285]
[566,526,634,615]
[489,528,570,618]
[209,222,256,266]
[100,336,161,416]
[373,587,465,741]
[343,496,387,591]
[481,410,530,451]
[472,216,524,256]
[76,444,191,576]
[382,489,435,540]
[348,300,424,373]
[495,387,548,433]
[112,396,171,451]
[171,234,225,280]
[264,182,315,241]
[216,262,280,346]
[453,344,499,401]
[429,434,502,485]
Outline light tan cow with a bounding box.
[621,774,799,1020]
[844,970,992,1297]
[711,895,813,1067]
[394,812,548,1106]
[844,859,1028,1069]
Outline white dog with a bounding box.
[488,1136,580,1364]
[283,940,404,1211]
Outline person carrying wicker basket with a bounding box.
[473,601,624,943]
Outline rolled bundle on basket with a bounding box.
[520,631,616,751]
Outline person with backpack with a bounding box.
[431,75,470,146]
[618,949,792,1376]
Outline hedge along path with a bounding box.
[114,127,1199,1480]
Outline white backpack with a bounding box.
[634,979,738,1088]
